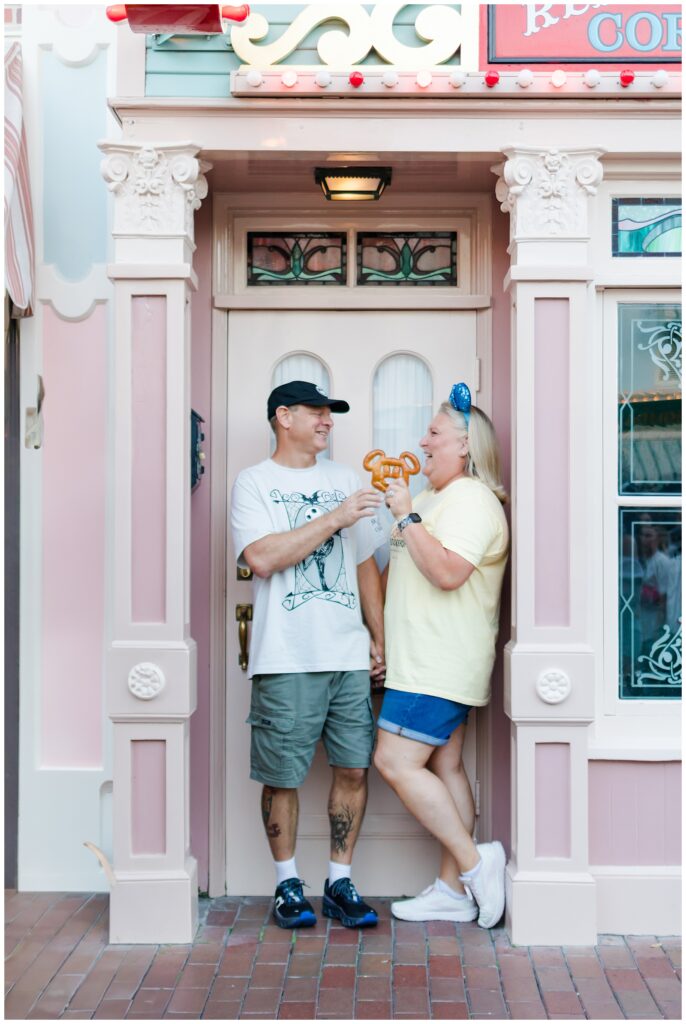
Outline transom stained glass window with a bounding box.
[358,232,457,286]
[612,198,682,257]
[248,233,346,285]
[617,302,681,701]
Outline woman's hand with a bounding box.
[385,477,412,520]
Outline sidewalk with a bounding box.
[5,891,681,1020]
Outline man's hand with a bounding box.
[370,637,386,692]
[334,488,383,530]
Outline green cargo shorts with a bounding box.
[247,671,375,788]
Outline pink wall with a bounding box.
[589,760,681,865]
[534,298,570,627]
[131,296,167,624]
[190,199,213,891]
[535,743,571,857]
[42,305,107,767]
[131,740,166,854]
[489,196,512,853]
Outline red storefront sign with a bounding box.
[482,4,682,67]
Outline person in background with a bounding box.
[374,383,510,927]
[231,381,385,930]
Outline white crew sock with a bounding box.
[328,861,352,886]
[460,857,483,881]
[274,857,298,886]
[436,877,471,901]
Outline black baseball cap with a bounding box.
[267,380,350,419]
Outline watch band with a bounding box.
[396,512,422,532]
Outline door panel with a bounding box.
[226,310,477,894]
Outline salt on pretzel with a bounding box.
[363,449,421,493]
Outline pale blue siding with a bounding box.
[145,4,462,98]
[43,50,108,278]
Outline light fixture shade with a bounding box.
[314,166,392,201]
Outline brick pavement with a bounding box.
[5,891,681,1019]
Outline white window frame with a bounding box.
[595,288,681,758]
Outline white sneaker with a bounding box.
[391,882,478,922]
[460,841,506,929]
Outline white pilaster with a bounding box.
[100,142,210,943]
[493,147,604,946]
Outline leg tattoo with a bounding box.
[329,804,356,854]
[261,786,281,839]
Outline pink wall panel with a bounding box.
[131,296,167,623]
[589,761,681,866]
[131,740,166,855]
[190,200,213,890]
[535,743,571,857]
[534,298,570,627]
[489,198,512,853]
[42,305,107,767]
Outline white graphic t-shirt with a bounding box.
[231,458,385,677]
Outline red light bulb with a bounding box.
[485,70,500,88]
[106,5,127,22]
[349,71,364,88]
[619,69,635,87]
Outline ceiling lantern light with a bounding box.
[449,70,466,88]
[349,70,365,88]
[281,70,298,88]
[551,69,567,88]
[314,166,392,202]
[584,69,601,88]
[484,70,500,88]
[517,69,534,88]
[245,69,262,88]
[651,70,669,88]
[382,70,399,88]
[416,70,432,89]
[619,69,635,87]
[314,70,331,88]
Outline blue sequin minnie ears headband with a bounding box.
[449,382,471,428]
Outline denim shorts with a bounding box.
[377,688,471,747]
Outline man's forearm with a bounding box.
[358,556,385,647]
[244,509,344,578]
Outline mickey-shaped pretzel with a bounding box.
[363,449,421,493]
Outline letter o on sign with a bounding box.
[626,12,663,52]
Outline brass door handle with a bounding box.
[236,603,253,671]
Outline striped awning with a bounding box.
[4,41,34,315]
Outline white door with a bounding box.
[226,310,478,895]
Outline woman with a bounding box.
[373,384,509,927]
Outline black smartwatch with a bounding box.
[396,512,422,532]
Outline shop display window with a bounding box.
[248,232,346,285]
[357,232,457,286]
[612,198,682,257]
[617,302,682,700]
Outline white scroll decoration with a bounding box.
[100,143,211,238]
[128,662,166,701]
[231,3,462,69]
[536,669,572,705]
[492,147,604,241]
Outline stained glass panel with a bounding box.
[618,303,681,496]
[612,198,682,257]
[248,233,346,285]
[619,508,681,700]
[358,232,456,286]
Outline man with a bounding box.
[230,380,385,929]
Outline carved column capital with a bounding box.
[100,142,211,242]
[492,147,604,242]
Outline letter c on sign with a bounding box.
[588,12,623,52]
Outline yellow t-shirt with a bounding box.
[384,476,509,706]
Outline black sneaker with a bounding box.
[272,877,316,929]
[323,877,378,929]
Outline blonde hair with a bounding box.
[438,401,509,504]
